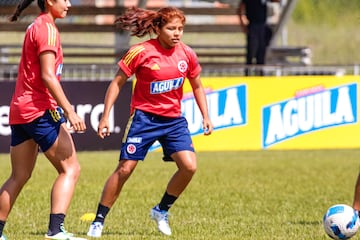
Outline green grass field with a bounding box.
[0,149,359,239]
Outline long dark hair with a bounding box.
[114,6,186,38]
[9,0,46,22]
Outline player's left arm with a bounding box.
[188,74,213,135]
[40,51,86,132]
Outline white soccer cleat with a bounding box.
[0,234,7,240]
[150,206,172,236]
[87,222,103,238]
[44,231,87,240]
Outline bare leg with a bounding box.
[353,173,360,211]
[87,159,138,238]
[44,124,80,214]
[166,150,197,197]
[0,139,38,220]
[149,150,197,236]
[99,159,138,207]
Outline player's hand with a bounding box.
[67,111,86,133]
[203,118,213,136]
[239,17,249,33]
[97,118,111,139]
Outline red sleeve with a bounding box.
[32,22,59,56]
[118,44,145,78]
[184,45,202,79]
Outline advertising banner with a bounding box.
[1,75,359,153]
[0,81,132,153]
[181,75,359,151]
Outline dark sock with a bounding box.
[158,192,178,211]
[47,213,65,236]
[94,203,110,224]
[0,220,6,237]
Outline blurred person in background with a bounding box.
[0,0,86,239]
[237,0,279,76]
[87,6,213,238]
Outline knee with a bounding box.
[188,164,197,176]
[182,162,197,177]
[65,162,81,182]
[116,165,134,178]
[12,171,32,185]
[74,163,81,178]
[174,153,197,176]
[73,163,81,180]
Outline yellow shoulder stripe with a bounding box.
[46,23,57,47]
[123,45,145,66]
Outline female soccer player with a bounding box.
[0,0,86,239]
[87,6,213,237]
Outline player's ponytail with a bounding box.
[115,6,185,38]
[115,7,158,38]
[9,0,46,22]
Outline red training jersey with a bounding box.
[119,38,201,118]
[9,13,63,124]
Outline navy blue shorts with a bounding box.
[120,109,194,161]
[11,107,66,152]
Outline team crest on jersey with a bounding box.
[126,144,136,154]
[178,60,187,73]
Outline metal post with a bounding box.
[354,64,359,76]
[269,0,298,47]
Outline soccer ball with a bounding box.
[323,204,360,239]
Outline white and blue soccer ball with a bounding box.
[323,204,360,239]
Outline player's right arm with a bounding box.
[98,68,128,139]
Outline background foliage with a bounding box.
[288,0,360,64]
[292,0,360,26]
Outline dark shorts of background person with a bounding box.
[120,109,195,161]
[11,107,66,152]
